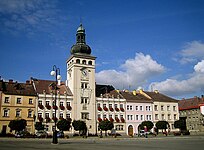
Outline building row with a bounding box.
[0,78,180,136]
[1,23,203,136]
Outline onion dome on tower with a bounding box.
[71,24,91,55]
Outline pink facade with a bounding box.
[126,102,153,135]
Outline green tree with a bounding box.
[8,119,27,132]
[98,120,114,136]
[57,119,71,131]
[155,121,169,132]
[140,121,154,131]
[174,119,186,130]
[35,122,45,131]
[72,120,87,136]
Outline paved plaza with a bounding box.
[0,136,204,150]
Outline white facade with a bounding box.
[35,90,73,135]
[96,93,126,135]
[152,101,179,131]
[66,55,97,134]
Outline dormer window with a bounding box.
[82,60,86,64]
[76,59,80,64]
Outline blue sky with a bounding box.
[1,0,204,99]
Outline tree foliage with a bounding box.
[155,121,169,130]
[57,119,71,131]
[8,119,27,132]
[98,120,114,131]
[174,119,186,130]
[140,121,154,131]
[72,120,87,135]
[35,122,45,131]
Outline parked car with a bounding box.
[35,130,48,138]
[138,130,145,137]
[15,131,32,138]
[57,131,64,138]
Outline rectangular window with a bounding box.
[29,98,33,104]
[154,105,158,111]
[81,113,89,119]
[103,104,106,108]
[127,115,133,120]
[115,104,118,108]
[140,106,143,111]
[136,106,138,111]
[146,106,151,111]
[38,113,42,118]
[16,110,21,117]
[38,101,42,105]
[140,115,143,121]
[109,104,112,108]
[127,105,129,110]
[174,114,177,120]
[4,97,9,103]
[173,106,176,111]
[60,102,63,106]
[67,102,70,106]
[161,105,164,111]
[66,113,70,119]
[120,104,123,108]
[135,115,139,120]
[98,114,101,118]
[45,113,49,118]
[103,114,107,119]
[97,103,100,107]
[28,110,32,118]
[46,101,50,106]
[130,105,132,110]
[116,125,124,131]
[167,105,170,111]
[3,109,9,117]
[168,114,171,120]
[162,114,165,120]
[109,114,112,119]
[17,98,21,104]
[60,113,63,118]
[155,114,158,120]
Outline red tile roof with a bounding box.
[0,80,36,96]
[32,79,72,96]
[143,91,178,103]
[178,96,204,110]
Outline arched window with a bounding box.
[82,60,86,64]
[76,59,80,64]
[88,61,92,65]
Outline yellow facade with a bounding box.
[0,93,36,134]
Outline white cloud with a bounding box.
[150,60,204,97]
[96,53,165,89]
[194,60,204,73]
[179,41,204,64]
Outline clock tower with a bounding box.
[66,24,96,134]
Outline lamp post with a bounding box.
[50,65,61,144]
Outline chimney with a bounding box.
[132,90,137,95]
[26,80,30,84]
[9,79,13,83]
[154,90,159,94]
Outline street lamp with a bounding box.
[50,65,61,144]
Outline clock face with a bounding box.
[82,69,88,76]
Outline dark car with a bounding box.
[57,131,64,138]
[35,131,48,138]
[15,131,32,138]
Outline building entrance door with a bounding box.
[128,125,133,136]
